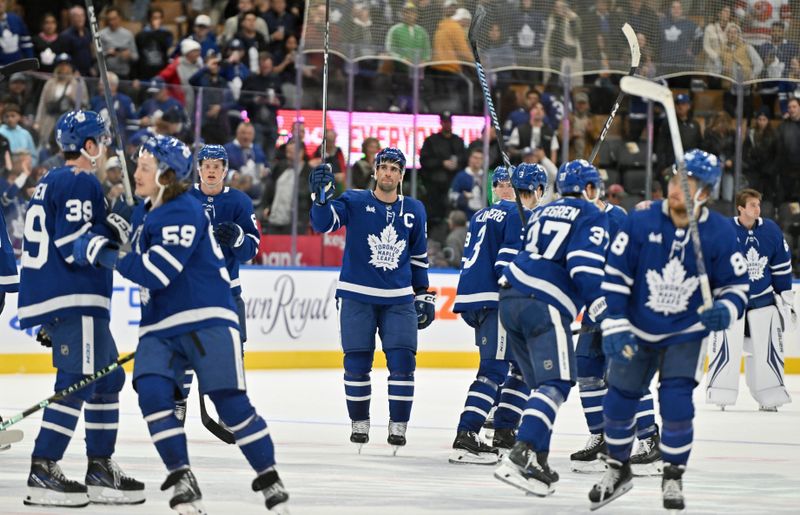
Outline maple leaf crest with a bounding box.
[744,246,768,281]
[367,224,406,271]
[645,258,699,315]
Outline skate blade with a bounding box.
[448,449,498,465]
[354,443,364,454]
[24,487,90,508]
[268,501,291,514]
[631,460,663,477]
[493,462,554,497]
[173,501,207,515]
[87,485,146,505]
[570,459,606,473]
[589,481,633,511]
[494,447,512,459]
[391,445,403,456]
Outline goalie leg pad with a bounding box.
[344,351,373,422]
[517,380,570,452]
[136,374,189,471]
[208,389,275,472]
[743,305,792,408]
[386,348,415,423]
[705,316,745,407]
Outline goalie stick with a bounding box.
[619,76,713,308]
[0,58,39,82]
[468,4,526,225]
[587,23,641,165]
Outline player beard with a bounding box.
[376,180,398,193]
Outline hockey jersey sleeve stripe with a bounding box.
[454,292,499,304]
[750,286,773,299]
[150,245,184,273]
[601,281,631,295]
[139,306,240,337]
[495,260,510,268]
[772,267,792,276]
[17,294,110,321]
[566,250,605,263]
[770,260,792,270]
[337,280,414,298]
[246,233,260,246]
[604,265,634,286]
[0,274,19,285]
[325,204,341,232]
[411,252,428,259]
[507,263,578,317]
[569,265,604,278]
[630,321,705,342]
[142,254,171,287]
[230,278,241,288]
[410,259,429,268]
[54,222,92,248]
[712,285,749,304]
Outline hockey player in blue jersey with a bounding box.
[75,134,289,513]
[17,110,144,507]
[569,168,662,476]
[589,150,749,511]
[449,163,547,465]
[309,147,435,454]
[494,159,610,497]
[706,188,796,411]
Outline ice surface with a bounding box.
[1,370,798,514]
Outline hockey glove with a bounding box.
[601,317,638,362]
[73,232,120,269]
[415,290,436,330]
[698,301,733,332]
[104,199,136,245]
[309,164,335,206]
[587,296,608,323]
[776,290,798,333]
[36,326,52,348]
[214,222,245,248]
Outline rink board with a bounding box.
[0,268,798,373]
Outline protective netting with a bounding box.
[300,0,800,84]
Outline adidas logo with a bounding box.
[366,205,376,213]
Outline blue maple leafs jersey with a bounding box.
[18,166,113,328]
[0,212,18,293]
[732,217,793,306]
[189,185,260,297]
[605,203,627,242]
[503,197,609,319]
[603,201,749,346]
[116,193,239,338]
[454,199,525,312]
[310,191,429,305]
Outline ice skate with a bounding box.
[588,456,633,510]
[387,421,407,455]
[570,433,607,473]
[350,419,370,453]
[662,464,686,511]
[630,433,663,476]
[160,467,206,515]
[493,441,555,497]
[482,406,496,441]
[85,457,145,504]
[253,468,290,514]
[175,398,188,426]
[449,431,498,465]
[491,428,516,456]
[759,405,778,412]
[24,458,89,507]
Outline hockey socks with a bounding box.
[456,376,499,433]
[343,371,371,422]
[602,386,639,463]
[635,391,658,439]
[494,370,528,430]
[577,376,607,434]
[84,392,120,458]
[33,395,83,461]
[137,375,189,471]
[517,381,570,452]
[208,389,276,473]
[386,349,415,423]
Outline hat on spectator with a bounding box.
[105,156,122,172]
[147,77,166,93]
[574,91,589,104]
[444,0,459,6]
[195,14,211,27]
[9,72,28,83]
[452,8,471,21]
[440,110,453,122]
[521,146,536,156]
[608,183,626,197]
[675,93,691,104]
[54,53,72,66]
[180,38,202,56]
[228,38,244,51]
[162,106,184,124]
[755,106,771,119]
[402,2,416,10]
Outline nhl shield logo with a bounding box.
[60,344,69,356]
[543,360,553,371]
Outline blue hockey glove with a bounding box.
[698,301,733,332]
[309,164,335,206]
[214,222,244,248]
[73,233,120,269]
[601,317,638,362]
[587,296,608,323]
[415,290,436,330]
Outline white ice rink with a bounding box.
[1,369,799,514]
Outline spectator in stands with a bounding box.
[430,8,473,105]
[173,14,220,60]
[99,7,138,80]
[34,54,88,153]
[241,51,281,160]
[350,137,380,189]
[581,0,614,72]
[511,0,547,76]
[137,77,184,126]
[542,0,583,87]
[313,129,347,190]
[443,209,468,269]
[385,2,432,65]
[569,91,597,160]
[89,71,139,142]
[720,23,763,117]
[467,125,502,169]
[236,10,271,73]
[757,22,797,117]
[101,156,125,208]
[0,103,36,166]
[225,121,268,202]
[483,21,515,87]
[4,73,37,133]
[136,7,174,80]
[743,107,779,202]
[655,93,702,189]
[449,148,485,219]
[31,13,61,74]
[0,1,33,65]
[273,33,298,97]
[702,111,736,201]
[190,52,234,145]
[507,101,559,164]
[703,4,732,76]
[420,110,466,230]
[60,5,94,77]
[607,183,625,207]
[260,141,311,234]
[735,0,792,46]
[0,132,10,176]
[657,0,702,85]
[614,0,659,63]
[264,0,297,56]
[777,57,800,115]
[158,39,204,106]
[776,97,800,203]
[223,0,270,46]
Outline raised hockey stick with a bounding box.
[587,23,640,165]
[0,58,39,82]
[619,76,713,308]
[0,353,135,432]
[468,4,526,225]
[316,0,332,202]
[86,0,134,206]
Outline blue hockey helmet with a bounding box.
[198,144,228,171]
[139,135,193,181]
[55,110,110,152]
[512,163,548,193]
[557,159,602,195]
[375,147,406,171]
[492,165,512,186]
[678,149,721,189]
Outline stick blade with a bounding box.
[468,4,488,45]
[0,429,24,447]
[621,23,641,68]
[0,58,39,81]
[619,76,670,104]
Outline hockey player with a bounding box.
[17,110,144,507]
[570,171,662,476]
[494,159,610,497]
[706,188,795,411]
[590,150,749,511]
[76,134,289,513]
[450,163,547,465]
[308,148,435,454]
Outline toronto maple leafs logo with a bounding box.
[645,258,699,315]
[745,246,768,281]
[367,224,406,271]
[139,286,151,306]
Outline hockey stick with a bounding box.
[619,76,713,308]
[316,0,332,202]
[86,0,134,206]
[0,429,23,446]
[0,353,135,432]
[587,23,640,164]
[188,332,236,444]
[468,4,526,225]
[0,57,39,82]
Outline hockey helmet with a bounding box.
[512,163,548,193]
[677,149,721,189]
[375,147,406,171]
[557,159,602,195]
[55,110,110,152]
[139,135,193,181]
